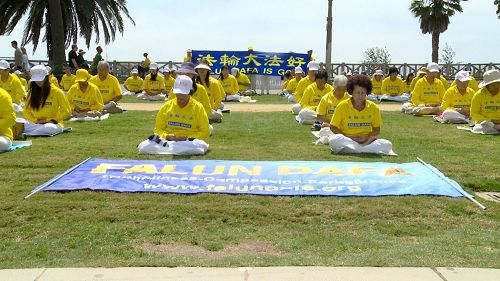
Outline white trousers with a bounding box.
[209,109,223,123]
[225,93,240,102]
[0,135,12,151]
[17,118,63,136]
[473,121,500,134]
[380,93,411,102]
[401,103,441,115]
[291,103,302,115]
[367,94,380,102]
[138,139,209,155]
[296,108,317,125]
[137,92,166,101]
[218,103,225,110]
[442,109,468,123]
[288,94,296,103]
[328,134,394,155]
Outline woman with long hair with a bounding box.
[195,63,224,122]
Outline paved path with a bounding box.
[1,267,498,281]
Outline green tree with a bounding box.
[440,43,456,65]
[0,0,135,67]
[410,0,463,63]
[362,47,391,75]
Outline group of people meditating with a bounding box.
[283,61,500,155]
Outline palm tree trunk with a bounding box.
[432,31,440,63]
[47,0,65,66]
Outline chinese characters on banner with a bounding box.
[191,50,311,76]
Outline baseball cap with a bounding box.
[149,62,158,70]
[231,68,239,76]
[455,70,472,82]
[30,65,49,82]
[162,68,170,73]
[417,67,428,75]
[294,67,303,74]
[173,75,193,95]
[0,60,10,70]
[78,49,86,54]
[307,61,320,71]
[374,69,384,76]
[131,68,138,74]
[427,62,440,73]
[74,69,90,83]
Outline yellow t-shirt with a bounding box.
[67,83,104,111]
[154,97,210,141]
[219,75,239,95]
[60,74,76,91]
[49,75,59,88]
[286,77,301,94]
[0,88,16,140]
[371,78,383,95]
[205,77,223,110]
[411,78,446,106]
[282,79,291,91]
[124,76,144,93]
[0,73,26,104]
[316,91,351,120]
[89,74,122,104]
[163,76,175,94]
[381,77,405,96]
[236,73,251,92]
[19,77,28,91]
[330,99,382,137]
[441,85,475,112]
[24,85,71,126]
[295,76,315,103]
[450,77,479,92]
[440,76,449,90]
[168,83,211,116]
[410,76,424,93]
[300,83,334,110]
[404,80,413,93]
[470,87,500,123]
[143,57,151,67]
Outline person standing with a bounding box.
[138,53,150,79]
[76,49,87,68]
[21,47,30,72]
[11,41,23,71]
[90,46,103,75]
[68,44,79,71]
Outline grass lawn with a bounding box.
[0,110,499,269]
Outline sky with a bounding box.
[0,0,499,64]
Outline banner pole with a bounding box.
[24,157,92,200]
[417,157,486,210]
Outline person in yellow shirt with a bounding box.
[183,49,192,63]
[292,61,319,114]
[470,69,500,133]
[124,68,144,95]
[402,63,446,115]
[231,68,255,96]
[138,53,150,78]
[89,61,123,113]
[138,75,210,155]
[67,69,104,118]
[18,65,71,136]
[195,63,224,123]
[367,69,384,102]
[405,73,415,93]
[14,70,28,91]
[0,88,16,151]
[162,68,175,95]
[450,68,479,92]
[285,67,304,103]
[60,66,76,92]
[45,66,60,88]
[316,75,350,125]
[438,72,449,90]
[297,69,334,125]
[281,70,292,93]
[380,67,409,102]
[329,74,394,155]
[440,71,476,123]
[0,60,25,112]
[410,67,427,93]
[218,65,239,101]
[137,62,165,101]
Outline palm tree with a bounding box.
[496,0,500,18]
[0,0,135,67]
[410,0,463,63]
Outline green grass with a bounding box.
[0,111,499,269]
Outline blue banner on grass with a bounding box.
[191,50,310,76]
[35,158,468,198]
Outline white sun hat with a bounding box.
[30,65,49,82]
[427,62,440,73]
[0,60,10,70]
[479,69,500,88]
[173,75,193,95]
[294,67,304,74]
[455,70,472,82]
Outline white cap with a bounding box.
[131,68,138,74]
[173,75,193,95]
[307,61,320,71]
[455,70,471,82]
[30,65,49,82]
[231,67,239,76]
[294,67,303,74]
[149,62,158,70]
[374,69,384,76]
[14,70,22,75]
[427,62,440,73]
[46,65,52,72]
[479,69,500,88]
[0,60,10,70]
[162,68,170,73]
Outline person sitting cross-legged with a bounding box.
[138,75,210,156]
[89,61,123,113]
[67,69,104,118]
[284,67,304,103]
[137,62,166,101]
[440,70,475,124]
[380,67,410,102]
[292,61,320,115]
[401,62,445,115]
[328,74,394,155]
[123,68,144,95]
[470,69,500,134]
[315,75,350,128]
[0,88,16,151]
[296,69,334,125]
[367,69,384,102]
